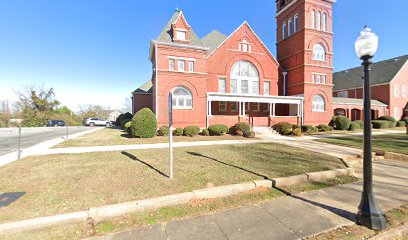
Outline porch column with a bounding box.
[239,102,242,116]
[272,103,276,116]
[269,103,272,117]
[208,101,212,116]
[297,103,301,116]
[242,102,246,117]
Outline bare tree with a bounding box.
[121,96,132,113]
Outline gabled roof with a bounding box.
[333,54,408,92]
[333,97,387,107]
[202,30,228,56]
[133,80,153,94]
[156,9,203,47]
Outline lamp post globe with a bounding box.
[355,26,386,230]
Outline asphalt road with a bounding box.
[0,126,92,156]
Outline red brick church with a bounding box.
[132,0,407,128]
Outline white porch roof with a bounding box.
[207,92,304,104]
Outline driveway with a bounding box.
[0,127,92,156]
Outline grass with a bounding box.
[0,142,345,223]
[316,133,408,155]
[55,127,255,148]
[303,127,406,136]
[309,203,408,240]
[0,176,357,240]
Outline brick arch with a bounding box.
[307,37,331,53]
[307,89,330,104]
[223,54,271,80]
[160,79,200,98]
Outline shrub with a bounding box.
[244,130,256,138]
[116,112,133,127]
[236,130,244,136]
[378,115,397,123]
[173,128,184,136]
[334,116,351,130]
[208,124,229,136]
[397,121,406,127]
[183,126,200,137]
[301,125,316,133]
[274,122,292,135]
[291,128,302,136]
[130,108,158,138]
[349,120,363,131]
[317,124,332,132]
[201,128,209,136]
[124,121,132,134]
[157,126,170,136]
[230,122,251,135]
[372,120,390,129]
[282,128,292,136]
[403,117,408,124]
[292,124,301,130]
[121,118,132,129]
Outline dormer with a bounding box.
[171,10,191,44]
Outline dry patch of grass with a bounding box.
[309,204,408,240]
[54,127,254,148]
[316,133,408,155]
[1,176,357,240]
[0,143,345,223]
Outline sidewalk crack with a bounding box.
[212,215,231,240]
[260,204,302,239]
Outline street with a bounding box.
[0,126,92,156]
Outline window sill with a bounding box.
[173,108,194,110]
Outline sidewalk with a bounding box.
[89,159,408,240]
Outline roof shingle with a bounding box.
[202,30,228,56]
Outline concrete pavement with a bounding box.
[89,159,408,240]
[0,126,92,155]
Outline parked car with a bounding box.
[46,120,66,127]
[84,118,112,127]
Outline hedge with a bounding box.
[130,108,158,138]
[157,126,170,136]
[230,122,251,135]
[317,124,332,132]
[173,128,184,136]
[183,126,200,137]
[397,121,406,127]
[301,125,318,133]
[291,128,302,136]
[403,117,408,124]
[378,116,397,123]
[124,121,132,134]
[201,128,209,136]
[372,120,390,129]
[121,118,132,129]
[208,124,229,136]
[116,112,133,127]
[292,124,301,130]
[334,116,351,130]
[244,130,256,138]
[274,122,292,134]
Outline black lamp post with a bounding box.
[355,26,386,230]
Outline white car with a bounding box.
[85,118,112,127]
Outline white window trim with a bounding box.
[175,29,187,41]
[263,81,270,95]
[288,18,292,36]
[402,85,408,98]
[169,59,175,71]
[177,60,185,72]
[218,78,226,93]
[394,84,400,97]
[172,86,193,110]
[230,61,260,95]
[312,95,325,112]
[317,11,321,30]
[188,61,194,72]
[312,44,326,61]
[294,14,298,33]
[311,10,316,29]
[282,22,287,40]
[322,12,327,31]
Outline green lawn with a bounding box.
[55,128,254,148]
[316,133,408,155]
[0,142,345,223]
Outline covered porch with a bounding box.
[206,93,304,127]
[332,97,388,121]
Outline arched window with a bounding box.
[171,86,192,109]
[282,22,286,40]
[313,44,326,61]
[231,61,259,95]
[288,18,292,36]
[322,13,327,31]
[294,14,298,33]
[317,11,321,30]
[311,10,315,29]
[312,95,325,112]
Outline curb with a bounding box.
[0,167,355,234]
[369,222,408,240]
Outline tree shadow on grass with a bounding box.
[0,192,26,208]
[121,151,168,178]
[187,151,269,180]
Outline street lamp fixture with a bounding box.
[354,26,386,230]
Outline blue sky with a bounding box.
[1,0,407,111]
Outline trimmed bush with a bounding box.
[301,125,316,133]
[124,121,132,134]
[317,124,332,132]
[334,116,351,130]
[378,115,397,123]
[230,122,251,135]
[349,120,363,131]
[291,128,302,136]
[116,112,133,127]
[403,117,408,124]
[121,118,132,129]
[157,126,170,136]
[236,130,244,136]
[372,120,390,129]
[293,124,301,130]
[201,128,209,136]
[130,108,158,138]
[183,126,200,137]
[274,122,292,135]
[244,130,256,138]
[173,128,184,136]
[282,128,292,136]
[397,121,406,127]
[208,124,229,136]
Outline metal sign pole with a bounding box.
[66,125,69,140]
[168,93,174,179]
